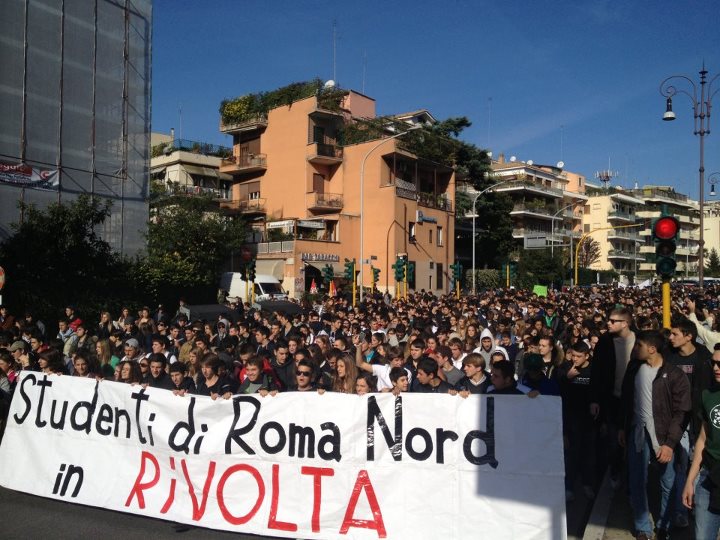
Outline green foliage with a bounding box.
[219,79,347,125]
[144,196,248,301]
[515,249,565,289]
[579,237,602,268]
[0,195,140,327]
[576,268,619,286]
[467,269,500,290]
[706,248,720,277]
[473,192,515,266]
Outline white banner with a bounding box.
[0,374,566,539]
[0,161,59,190]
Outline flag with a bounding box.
[310,279,318,294]
[329,280,336,297]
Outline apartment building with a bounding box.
[582,191,644,277]
[705,201,720,260]
[150,135,234,202]
[218,84,455,298]
[629,186,700,278]
[489,157,587,249]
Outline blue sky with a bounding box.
[152,0,720,197]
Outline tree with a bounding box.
[0,195,137,326]
[578,237,602,269]
[516,249,565,288]
[138,195,247,302]
[706,248,720,277]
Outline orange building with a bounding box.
[219,86,455,298]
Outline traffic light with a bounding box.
[344,258,355,280]
[392,258,406,281]
[247,259,256,282]
[372,266,380,286]
[322,264,334,283]
[406,261,416,282]
[652,216,680,278]
[450,262,463,282]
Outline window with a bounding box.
[429,228,433,244]
[437,226,443,246]
[249,191,260,200]
[436,263,444,290]
[583,224,590,233]
[408,222,416,243]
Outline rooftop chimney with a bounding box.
[498,153,505,164]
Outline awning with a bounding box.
[305,261,344,275]
[182,164,221,178]
[256,259,285,280]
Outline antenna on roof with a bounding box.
[332,20,337,83]
[595,169,618,190]
[362,50,367,94]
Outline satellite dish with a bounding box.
[557,161,565,169]
[509,156,517,162]
[487,151,493,158]
[163,145,173,156]
[527,160,534,166]
[323,80,336,89]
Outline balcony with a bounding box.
[607,210,635,222]
[417,192,453,212]
[220,198,267,216]
[607,230,641,241]
[608,250,641,260]
[494,181,563,199]
[156,183,230,201]
[219,154,267,176]
[307,143,343,165]
[256,241,295,254]
[510,204,560,219]
[512,228,551,238]
[308,192,343,212]
[219,115,268,135]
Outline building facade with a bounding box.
[582,192,644,277]
[0,0,152,254]
[219,88,455,298]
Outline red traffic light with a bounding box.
[653,216,679,240]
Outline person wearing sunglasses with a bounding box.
[293,360,317,392]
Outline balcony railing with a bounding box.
[607,230,641,241]
[510,204,556,217]
[221,198,267,214]
[607,210,635,221]
[220,153,267,174]
[308,192,343,211]
[151,138,233,159]
[219,114,268,134]
[159,183,230,200]
[256,241,295,254]
[307,142,343,164]
[495,181,563,197]
[608,250,639,259]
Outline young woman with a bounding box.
[117,360,143,384]
[37,349,66,375]
[355,373,377,396]
[97,311,115,340]
[95,339,119,379]
[332,354,358,394]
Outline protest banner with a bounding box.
[0,161,59,190]
[0,373,566,539]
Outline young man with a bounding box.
[390,366,409,395]
[448,337,467,369]
[487,360,527,395]
[169,362,196,396]
[292,360,317,392]
[666,317,713,529]
[435,345,464,387]
[145,353,175,391]
[619,330,691,540]
[456,353,491,395]
[236,356,277,396]
[412,358,455,394]
[473,328,508,365]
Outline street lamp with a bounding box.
[550,203,575,257]
[470,179,516,295]
[660,64,719,288]
[359,124,421,302]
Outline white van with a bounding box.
[219,272,288,302]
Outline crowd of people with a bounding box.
[2,284,720,539]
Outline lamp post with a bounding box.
[660,64,719,288]
[359,125,421,302]
[551,203,575,257]
[471,179,515,296]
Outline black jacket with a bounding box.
[590,331,637,423]
[620,359,691,450]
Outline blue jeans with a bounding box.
[672,430,690,520]
[694,467,720,540]
[627,426,676,535]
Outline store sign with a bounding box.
[301,253,339,262]
[266,220,294,230]
[297,220,325,230]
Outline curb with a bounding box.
[583,471,614,540]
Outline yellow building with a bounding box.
[582,192,644,277]
[218,85,455,298]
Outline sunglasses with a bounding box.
[296,370,312,377]
[140,363,148,368]
[712,360,720,369]
[608,319,627,324]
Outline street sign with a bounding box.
[0,266,5,291]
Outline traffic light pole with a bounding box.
[662,279,671,328]
[352,263,357,308]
